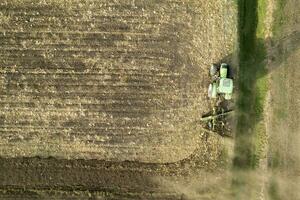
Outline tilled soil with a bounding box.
[0,0,237,198]
[0,0,236,163]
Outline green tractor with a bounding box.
[208,63,233,100]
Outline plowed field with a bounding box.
[0,0,237,198]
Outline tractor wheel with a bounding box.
[208,83,217,98]
[210,64,218,76]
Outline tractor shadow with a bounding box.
[266,30,300,70]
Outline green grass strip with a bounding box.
[233,0,268,170]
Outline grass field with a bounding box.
[234,0,268,170]
[272,0,287,38]
[232,0,269,199]
[266,0,300,199]
[234,0,300,200]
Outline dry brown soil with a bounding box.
[0,0,236,163]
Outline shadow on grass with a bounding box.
[233,0,267,170]
[234,0,300,170]
[233,0,300,198]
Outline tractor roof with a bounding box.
[218,78,233,94]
